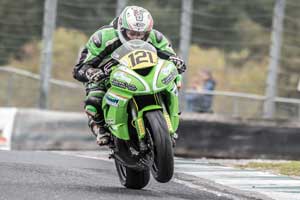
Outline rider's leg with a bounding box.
[84,82,110,145]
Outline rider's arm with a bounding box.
[73,31,104,82]
[150,30,186,74]
[73,28,120,82]
[149,29,176,59]
[72,47,89,82]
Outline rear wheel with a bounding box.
[115,160,150,189]
[145,110,174,183]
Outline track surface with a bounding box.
[0,151,231,200]
[0,151,273,200]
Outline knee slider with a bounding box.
[85,96,103,117]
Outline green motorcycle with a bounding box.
[102,40,180,189]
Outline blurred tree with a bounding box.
[278,0,300,98]
[0,0,116,65]
[0,0,43,65]
[1,0,300,100]
[192,0,274,52]
[8,28,88,82]
[56,0,116,35]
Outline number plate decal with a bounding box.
[121,49,158,69]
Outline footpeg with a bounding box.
[129,147,139,156]
[139,140,148,152]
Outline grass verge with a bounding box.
[236,161,300,177]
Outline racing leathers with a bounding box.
[73,19,186,145]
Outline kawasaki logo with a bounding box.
[162,70,177,85]
[112,79,137,91]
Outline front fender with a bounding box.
[133,105,163,140]
[136,104,177,138]
[137,105,163,118]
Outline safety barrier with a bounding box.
[176,113,300,159]
[2,108,300,159]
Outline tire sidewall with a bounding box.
[145,110,174,183]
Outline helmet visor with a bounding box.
[125,29,147,40]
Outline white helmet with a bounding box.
[117,6,154,44]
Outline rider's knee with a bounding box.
[84,96,103,117]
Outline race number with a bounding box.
[125,50,157,69]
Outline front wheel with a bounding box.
[145,110,174,183]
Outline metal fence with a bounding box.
[0,67,84,112]
[0,0,300,119]
[185,90,300,119]
[1,66,300,119]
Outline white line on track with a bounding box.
[53,151,300,200]
[172,178,241,200]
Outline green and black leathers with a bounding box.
[73,20,178,121]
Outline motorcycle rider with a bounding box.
[73,6,186,146]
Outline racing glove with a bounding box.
[85,68,106,83]
[85,60,118,83]
[102,59,118,75]
[169,56,186,74]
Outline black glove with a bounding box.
[102,59,118,75]
[169,56,186,74]
[85,68,106,83]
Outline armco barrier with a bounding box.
[5,108,300,159]
[176,113,300,160]
[11,108,95,150]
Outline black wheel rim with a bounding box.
[118,162,127,181]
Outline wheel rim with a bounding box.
[152,158,158,173]
[118,162,127,181]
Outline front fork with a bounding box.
[157,95,175,134]
[129,100,148,152]
[130,94,175,151]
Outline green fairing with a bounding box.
[137,105,163,118]
[135,105,162,139]
[102,51,180,140]
[165,83,180,133]
[102,87,131,140]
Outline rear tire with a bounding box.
[115,160,150,189]
[145,110,174,183]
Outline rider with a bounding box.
[73,6,186,146]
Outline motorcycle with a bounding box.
[102,39,180,189]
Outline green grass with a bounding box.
[236,161,300,177]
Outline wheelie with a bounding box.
[73,6,186,189]
[105,39,180,188]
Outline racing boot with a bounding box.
[88,118,110,146]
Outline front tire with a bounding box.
[115,160,150,189]
[145,110,174,183]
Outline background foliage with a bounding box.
[1,0,300,98]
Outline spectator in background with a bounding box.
[196,69,216,113]
[185,78,200,112]
[186,69,216,113]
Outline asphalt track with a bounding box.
[0,151,269,200]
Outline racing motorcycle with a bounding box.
[102,40,180,189]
